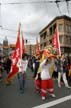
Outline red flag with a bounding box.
[36,37,40,55]
[22,33,26,54]
[6,23,21,81]
[52,28,61,55]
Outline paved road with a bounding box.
[0,68,71,108]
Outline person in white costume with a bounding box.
[40,57,56,100]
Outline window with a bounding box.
[69,25,71,32]
[64,47,70,53]
[44,31,47,39]
[40,44,42,49]
[65,36,71,44]
[58,24,63,32]
[59,35,63,44]
[61,47,64,53]
[70,26,71,32]
[40,34,43,40]
[44,42,46,47]
[53,24,56,33]
[65,25,67,32]
[70,37,71,43]
[68,36,71,44]
[49,27,52,36]
[65,36,67,44]
[65,25,69,32]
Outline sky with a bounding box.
[0,0,71,45]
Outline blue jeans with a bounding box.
[17,72,26,93]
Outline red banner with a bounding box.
[6,23,21,81]
[52,28,61,55]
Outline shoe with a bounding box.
[19,90,24,94]
[66,86,71,89]
[50,94,56,98]
[42,96,45,100]
[58,84,61,88]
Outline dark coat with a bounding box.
[56,58,67,73]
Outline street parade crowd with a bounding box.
[0,49,71,100]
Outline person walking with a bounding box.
[33,55,40,78]
[0,58,2,80]
[17,54,28,94]
[6,56,12,74]
[57,54,70,88]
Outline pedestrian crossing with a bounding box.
[33,95,71,108]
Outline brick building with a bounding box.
[39,15,71,56]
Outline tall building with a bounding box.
[39,15,71,56]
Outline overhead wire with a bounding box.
[0,0,71,5]
[65,0,70,15]
[55,0,62,14]
[0,0,71,41]
[0,32,35,43]
[0,0,71,17]
[0,0,60,5]
[0,27,38,42]
[0,27,39,35]
[0,0,71,16]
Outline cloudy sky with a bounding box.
[0,0,71,44]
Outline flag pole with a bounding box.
[57,26,61,56]
[19,22,22,60]
[20,30,22,60]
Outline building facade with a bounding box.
[25,44,36,56]
[39,15,71,56]
[2,42,36,56]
